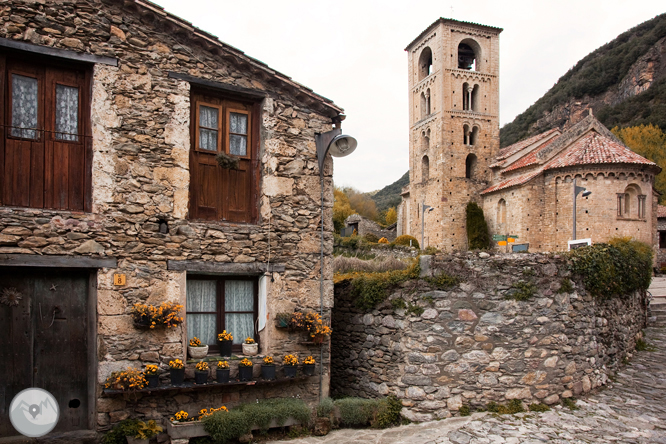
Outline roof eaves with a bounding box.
[405,17,503,51]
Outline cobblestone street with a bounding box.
[268,285,666,444]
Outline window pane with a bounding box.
[229,134,247,156]
[187,280,217,312]
[199,105,219,151]
[230,113,248,135]
[225,280,254,312]
[226,313,254,344]
[11,74,38,139]
[55,84,79,141]
[187,314,217,346]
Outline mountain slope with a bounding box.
[369,171,409,214]
[501,13,666,147]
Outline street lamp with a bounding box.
[315,126,357,400]
[421,204,433,250]
[572,178,592,240]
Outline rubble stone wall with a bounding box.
[331,252,647,422]
[1,0,336,431]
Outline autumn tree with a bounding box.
[612,124,666,203]
[384,207,398,225]
[333,187,355,233]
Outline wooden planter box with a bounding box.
[166,416,300,440]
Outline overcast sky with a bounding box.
[152,0,664,193]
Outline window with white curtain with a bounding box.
[186,277,257,352]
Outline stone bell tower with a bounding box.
[403,18,502,251]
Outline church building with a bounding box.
[398,18,661,253]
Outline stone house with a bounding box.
[657,205,666,267]
[0,0,344,440]
[343,213,396,241]
[398,18,661,254]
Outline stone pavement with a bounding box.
[266,292,666,443]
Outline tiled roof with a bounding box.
[502,138,558,173]
[658,205,666,218]
[496,128,560,161]
[481,170,541,195]
[544,132,658,171]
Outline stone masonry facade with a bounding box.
[0,0,342,436]
[331,252,647,422]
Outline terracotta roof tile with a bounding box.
[481,170,541,195]
[496,128,560,161]
[544,132,658,171]
[502,138,558,173]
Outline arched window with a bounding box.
[420,92,426,120]
[497,199,506,224]
[425,88,431,115]
[418,47,433,80]
[471,84,479,111]
[462,82,470,110]
[458,39,481,71]
[421,129,430,151]
[470,126,479,146]
[465,154,477,179]
[621,184,644,218]
[463,124,470,145]
[422,155,430,182]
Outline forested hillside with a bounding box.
[501,13,666,147]
[369,171,409,214]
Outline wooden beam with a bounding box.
[168,72,267,100]
[0,37,118,66]
[167,260,285,274]
[0,254,117,269]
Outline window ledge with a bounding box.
[616,217,647,222]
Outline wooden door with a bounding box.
[0,268,90,437]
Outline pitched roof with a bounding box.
[405,18,502,51]
[125,0,343,118]
[544,132,658,171]
[496,128,559,161]
[502,138,558,173]
[481,170,541,195]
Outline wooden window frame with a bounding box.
[226,108,251,159]
[186,275,259,354]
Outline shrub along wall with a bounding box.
[331,250,649,422]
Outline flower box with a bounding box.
[166,417,300,440]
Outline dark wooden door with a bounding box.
[0,268,90,437]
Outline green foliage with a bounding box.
[634,337,656,352]
[500,13,666,148]
[459,405,471,416]
[486,401,499,413]
[102,419,141,444]
[528,403,551,412]
[369,171,410,215]
[333,396,402,429]
[393,235,420,249]
[391,298,407,310]
[505,281,537,301]
[612,123,666,203]
[364,233,380,243]
[384,207,398,226]
[317,398,334,418]
[557,278,574,294]
[406,303,424,316]
[568,237,653,299]
[466,202,490,250]
[341,259,420,310]
[562,397,579,410]
[425,272,460,290]
[203,398,311,444]
[485,400,525,415]
[423,246,440,255]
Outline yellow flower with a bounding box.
[217,360,229,369]
[263,356,274,365]
[244,337,255,344]
[283,354,299,366]
[189,337,203,347]
[239,358,253,367]
[195,361,209,371]
[217,330,233,341]
[304,356,315,365]
[169,359,184,369]
[144,364,159,376]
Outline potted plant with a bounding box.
[144,364,160,388]
[104,368,147,391]
[194,361,209,384]
[242,337,258,356]
[238,358,253,381]
[126,420,163,444]
[131,302,184,329]
[169,359,185,385]
[188,337,209,359]
[306,314,332,344]
[216,360,230,383]
[275,313,291,328]
[303,356,316,376]
[283,354,298,378]
[217,330,233,357]
[261,356,276,380]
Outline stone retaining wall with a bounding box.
[331,252,648,421]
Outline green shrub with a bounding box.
[459,405,470,416]
[406,303,424,316]
[393,235,419,249]
[562,397,579,411]
[102,419,141,444]
[425,272,459,290]
[557,278,574,294]
[423,246,440,255]
[486,401,499,413]
[317,397,334,418]
[372,395,403,428]
[505,281,537,301]
[391,298,407,310]
[528,403,551,412]
[333,396,402,429]
[485,400,524,415]
[466,201,490,250]
[364,233,380,243]
[203,398,310,443]
[568,237,652,298]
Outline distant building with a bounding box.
[343,214,396,241]
[399,18,661,254]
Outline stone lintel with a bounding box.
[167,260,285,274]
[0,254,117,268]
[0,37,118,66]
[168,71,267,101]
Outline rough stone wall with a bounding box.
[345,215,397,242]
[1,0,336,431]
[331,252,647,421]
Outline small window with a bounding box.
[660,231,666,249]
[622,184,642,219]
[422,155,430,182]
[11,74,39,139]
[497,199,506,224]
[186,277,258,353]
[465,154,477,179]
[418,47,433,80]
